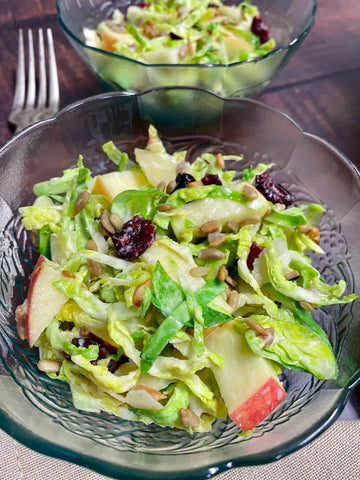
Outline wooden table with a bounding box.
[0,0,359,416]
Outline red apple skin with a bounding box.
[26,255,67,347]
[205,323,287,432]
[229,377,286,431]
[26,255,46,345]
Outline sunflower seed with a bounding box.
[61,270,76,278]
[100,224,110,238]
[285,270,300,281]
[133,279,151,307]
[245,317,275,346]
[189,180,203,188]
[274,203,286,211]
[187,37,194,56]
[37,359,62,373]
[299,301,314,312]
[100,210,116,234]
[245,317,269,336]
[239,215,261,226]
[228,290,240,311]
[216,153,225,169]
[198,248,225,260]
[243,184,259,200]
[157,203,176,212]
[156,181,167,192]
[176,162,190,174]
[73,190,90,216]
[217,265,227,282]
[109,213,124,231]
[179,408,200,427]
[200,220,219,234]
[87,259,103,277]
[227,220,239,232]
[190,266,211,277]
[208,232,226,248]
[166,180,177,194]
[297,224,314,233]
[86,239,98,251]
[132,385,168,400]
[80,326,90,337]
[309,227,320,244]
[88,280,101,293]
[225,275,237,287]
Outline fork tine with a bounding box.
[25,29,36,110]
[37,29,47,109]
[47,28,60,112]
[10,29,26,112]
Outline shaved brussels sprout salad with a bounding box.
[16,126,356,433]
[84,0,275,65]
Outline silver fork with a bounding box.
[8,28,60,132]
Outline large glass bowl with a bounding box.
[57,0,316,97]
[0,88,359,480]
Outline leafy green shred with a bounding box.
[18,123,357,433]
[102,141,130,171]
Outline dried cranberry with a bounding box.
[63,351,71,360]
[201,174,222,186]
[107,357,128,374]
[108,359,121,374]
[255,173,293,206]
[72,334,117,358]
[111,215,156,260]
[251,16,262,34]
[139,2,150,8]
[251,15,269,44]
[208,2,219,8]
[247,241,264,270]
[170,32,182,40]
[88,333,106,343]
[174,173,196,190]
[88,333,117,354]
[72,337,91,348]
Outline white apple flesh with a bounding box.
[92,171,149,200]
[26,255,68,347]
[205,322,286,431]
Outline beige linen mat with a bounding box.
[0,420,359,479]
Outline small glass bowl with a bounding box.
[57,0,317,97]
[0,88,359,480]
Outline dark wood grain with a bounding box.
[0,0,359,416]
[260,70,360,163]
[270,0,360,87]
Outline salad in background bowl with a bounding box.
[0,88,359,480]
[85,1,276,65]
[57,0,317,96]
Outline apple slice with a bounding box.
[229,377,286,431]
[101,30,120,53]
[205,322,286,431]
[223,36,255,60]
[92,171,149,200]
[26,255,68,347]
[134,148,179,187]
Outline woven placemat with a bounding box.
[1,420,359,479]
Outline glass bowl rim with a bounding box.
[1,87,359,480]
[56,0,317,69]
